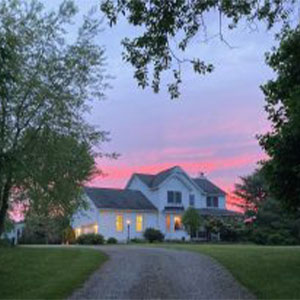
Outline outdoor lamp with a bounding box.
[126,220,131,242]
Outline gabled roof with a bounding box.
[193,178,226,195]
[84,187,157,211]
[132,166,225,195]
[197,208,242,217]
[133,166,178,188]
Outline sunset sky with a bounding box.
[45,0,276,210]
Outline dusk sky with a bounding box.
[46,0,276,209]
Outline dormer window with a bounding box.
[207,196,219,208]
[167,191,182,204]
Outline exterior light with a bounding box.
[126,219,131,243]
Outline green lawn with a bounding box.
[0,247,107,299]
[156,243,300,299]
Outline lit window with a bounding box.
[174,215,182,231]
[75,228,81,238]
[136,215,143,232]
[94,224,98,234]
[189,194,195,206]
[116,214,123,232]
[166,214,171,232]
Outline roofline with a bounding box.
[192,178,227,196]
[98,208,158,212]
[84,186,124,191]
[158,167,207,194]
[125,173,153,189]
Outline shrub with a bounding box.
[63,227,76,244]
[76,233,104,245]
[107,237,118,244]
[130,238,146,243]
[143,228,164,243]
[0,238,12,247]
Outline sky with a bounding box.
[44,0,278,210]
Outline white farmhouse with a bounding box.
[72,166,239,241]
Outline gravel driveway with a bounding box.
[69,246,254,299]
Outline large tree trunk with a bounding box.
[0,178,12,236]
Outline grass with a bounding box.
[0,246,107,299]
[154,243,300,299]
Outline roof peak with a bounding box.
[84,186,124,191]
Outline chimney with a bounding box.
[198,172,205,179]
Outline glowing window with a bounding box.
[94,224,98,234]
[174,215,182,231]
[116,214,123,232]
[136,215,143,232]
[166,214,171,232]
[75,228,81,238]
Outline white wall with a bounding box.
[98,210,158,241]
[156,174,205,210]
[72,195,98,233]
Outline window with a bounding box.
[75,228,81,238]
[167,191,174,203]
[206,196,219,208]
[136,214,143,232]
[174,215,182,231]
[116,214,123,232]
[167,191,182,204]
[166,214,171,232]
[189,194,195,206]
[175,192,182,204]
[213,197,219,208]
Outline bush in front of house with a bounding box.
[107,237,118,244]
[143,228,164,243]
[63,226,76,244]
[76,233,105,245]
[130,238,147,243]
[0,238,12,247]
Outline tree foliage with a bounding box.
[234,168,268,213]
[0,0,108,235]
[252,198,300,245]
[182,207,202,238]
[100,0,296,98]
[17,129,97,219]
[259,25,300,211]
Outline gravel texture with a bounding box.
[69,246,255,300]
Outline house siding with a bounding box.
[98,210,158,241]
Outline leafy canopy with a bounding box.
[259,25,300,211]
[0,0,108,235]
[182,207,203,237]
[234,168,268,213]
[100,0,296,98]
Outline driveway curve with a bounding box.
[69,246,254,299]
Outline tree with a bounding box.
[100,0,296,98]
[0,0,108,235]
[234,168,268,214]
[252,197,300,245]
[19,129,97,220]
[182,207,203,238]
[258,25,300,211]
[205,216,223,239]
